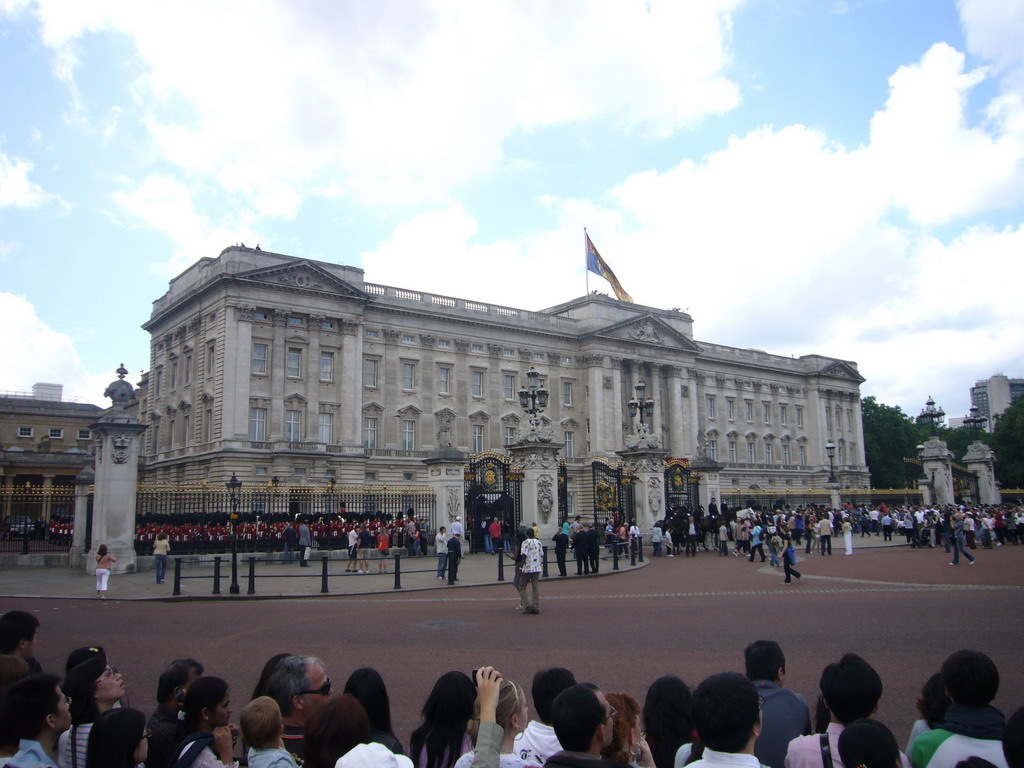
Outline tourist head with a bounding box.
[65,646,106,673]
[97,544,109,557]
[941,650,999,707]
[692,672,761,754]
[838,719,899,768]
[85,707,147,768]
[241,696,283,751]
[1004,706,1024,768]
[251,653,292,702]
[343,667,395,737]
[267,655,329,725]
[181,676,231,733]
[468,677,527,742]
[744,640,786,684]
[303,694,370,768]
[602,691,643,765]
[531,667,577,725]
[916,672,952,729]
[551,683,612,754]
[64,655,124,725]
[643,675,694,768]
[1,672,70,742]
[0,610,40,660]
[819,653,883,725]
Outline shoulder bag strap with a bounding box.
[819,733,834,768]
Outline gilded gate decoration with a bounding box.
[591,460,635,525]
[464,452,522,553]
[664,458,699,510]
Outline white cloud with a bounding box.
[0,151,58,208]
[0,292,110,403]
[20,0,744,210]
[957,0,1024,81]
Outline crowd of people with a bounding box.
[1,612,1021,768]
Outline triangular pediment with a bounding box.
[583,313,702,353]
[237,261,369,300]
[817,361,865,383]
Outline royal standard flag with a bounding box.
[585,232,633,303]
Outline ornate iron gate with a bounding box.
[464,452,522,554]
[591,460,635,526]
[664,458,699,511]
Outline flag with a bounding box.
[585,232,633,302]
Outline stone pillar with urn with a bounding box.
[963,441,1001,506]
[423,409,467,544]
[509,367,562,540]
[87,365,148,574]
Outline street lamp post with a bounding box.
[627,381,655,437]
[825,441,837,484]
[918,396,945,435]
[517,366,550,436]
[226,472,242,595]
[963,406,986,440]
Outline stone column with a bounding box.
[70,467,94,565]
[88,365,148,574]
[617,449,667,532]
[963,441,1001,506]
[340,319,361,449]
[918,436,955,507]
[423,447,467,536]
[665,366,685,457]
[509,440,563,541]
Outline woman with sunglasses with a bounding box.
[85,708,148,768]
[59,654,127,768]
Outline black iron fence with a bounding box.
[0,486,75,553]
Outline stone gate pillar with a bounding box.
[423,446,467,538]
[87,365,147,574]
[616,449,667,532]
[508,440,562,542]
[918,436,955,507]
[963,441,1001,506]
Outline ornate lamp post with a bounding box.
[918,396,945,435]
[627,381,655,437]
[517,367,550,441]
[226,472,242,595]
[825,441,837,484]
[963,406,986,440]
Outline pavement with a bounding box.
[0,534,911,600]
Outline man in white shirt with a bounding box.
[519,529,544,615]
[515,668,577,765]
[685,672,762,768]
[450,516,464,538]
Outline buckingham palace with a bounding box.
[137,245,870,514]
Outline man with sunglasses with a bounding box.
[266,655,330,760]
[544,683,619,768]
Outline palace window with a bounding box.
[563,381,574,407]
[799,445,806,466]
[472,370,485,398]
[319,351,334,382]
[504,374,516,400]
[251,344,268,375]
[726,398,735,420]
[363,418,378,449]
[284,410,302,441]
[402,362,416,391]
[708,439,718,461]
[48,428,63,439]
[249,408,267,441]
[318,412,333,444]
[505,426,517,446]
[401,420,416,451]
[782,443,790,465]
[564,431,575,457]
[780,405,788,425]
[747,441,756,463]
[286,348,302,378]
[706,395,716,419]
[728,440,737,462]
[796,406,804,427]
[363,358,378,388]
[473,424,485,453]
[765,443,774,464]
[763,402,771,424]
[438,366,452,395]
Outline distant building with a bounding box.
[970,375,1024,431]
[138,246,870,510]
[1,383,100,531]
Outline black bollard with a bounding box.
[393,553,402,589]
[612,543,620,571]
[173,558,182,596]
[212,556,222,594]
[247,557,256,595]
[638,536,644,562]
[630,541,637,566]
[497,550,505,582]
[542,545,549,577]
[321,555,329,594]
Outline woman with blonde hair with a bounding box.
[602,692,654,768]
[453,674,530,768]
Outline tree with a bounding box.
[991,396,1024,488]
[861,396,928,488]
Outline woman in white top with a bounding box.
[453,676,531,768]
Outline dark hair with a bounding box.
[552,684,606,753]
[86,708,146,768]
[409,671,477,768]
[1,672,62,740]
[65,646,106,674]
[692,672,760,754]
[303,694,370,768]
[0,611,39,645]
[532,667,577,725]
[179,676,229,737]
[97,544,108,556]
[820,654,883,725]
[643,675,694,768]
[251,653,292,702]
[1004,706,1024,768]
[916,673,952,729]
[941,650,999,707]
[344,667,395,737]
[170,658,205,677]
[0,623,23,655]
[157,662,193,705]
[954,759,999,768]
[838,719,899,768]
[64,655,108,725]
[745,640,786,682]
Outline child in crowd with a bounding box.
[241,696,300,768]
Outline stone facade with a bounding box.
[138,246,870,509]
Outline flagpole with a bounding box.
[584,227,589,295]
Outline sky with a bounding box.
[1,0,1023,425]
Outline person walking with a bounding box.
[950,512,976,565]
[819,514,833,556]
[153,533,170,584]
[376,526,390,574]
[842,518,854,556]
[446,532,462,585]
[518,528,543,615]
[782,540,801,585]
[95,544,116,599]
[298,517,312,567]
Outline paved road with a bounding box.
[3,541,1022,757]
